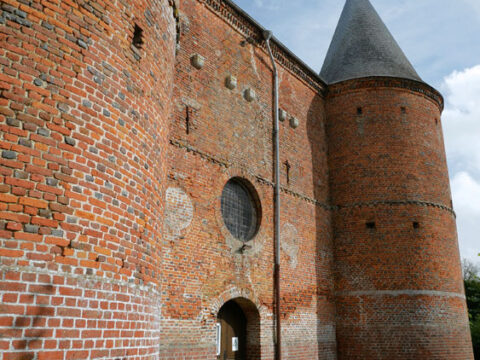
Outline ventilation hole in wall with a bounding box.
[357,107,363,115]
[185,106,191,135]
[132,24,144,49]
[171,3,181,47]
[435,118,439,125]
[401,107,407,114]
[284,160,291,185]
[366,221,376,229]
[413,222,420,229]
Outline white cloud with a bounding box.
[442,64,480,265]
[252,0,282,10]
[462,0,480,17]
[451,172,480,264]
[442,64,480,177]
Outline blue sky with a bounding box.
[232,0,480,265]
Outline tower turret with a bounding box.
[323,0,474,358]
[0,0,177,358]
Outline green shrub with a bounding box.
[464,263,480,359]
[471,317,480,358]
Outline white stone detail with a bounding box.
[244,88,256,102]
[191,53,205,69]
[289,116,299,129]
[281,223,299,269]
[225,75,237,90]
[165,187,194,237]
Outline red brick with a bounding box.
[0,248,23,257]
[0,193,17,203]
[3,353,35,360]
[6,222,22,231]
[19,197,48,209]
[38,352,63,360]
[0,0,471,359]
[0,316,14,326]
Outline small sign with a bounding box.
[232,337,239,352]
[215,323,221,356]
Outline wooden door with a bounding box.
[217,301,247,360]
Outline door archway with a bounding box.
[216,298,260,360]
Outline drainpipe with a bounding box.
[263,30,281,360]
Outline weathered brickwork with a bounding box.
[162,1,335,358]
[326,79,472,359]
[0,0,176,358]
[0,0,473,359]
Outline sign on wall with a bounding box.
[232,337,239,352]
[215,323,221,356]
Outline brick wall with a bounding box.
[0,0,473,358]
[0,0,176,358]
[161,0,336,358]
[326,78,474,359]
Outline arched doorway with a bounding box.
[216,298,260,360]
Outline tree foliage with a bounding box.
[463,259,480,358]
[472,319,480,360]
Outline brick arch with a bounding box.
[210,287,266,317]
[211,288,265,360]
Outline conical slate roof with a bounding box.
[320,0,422,84]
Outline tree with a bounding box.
[464,259,480,282]
[472,319,480,360]
[463,258,480,359]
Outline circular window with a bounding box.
[221,178,260,242]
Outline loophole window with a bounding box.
[221,178,260,241]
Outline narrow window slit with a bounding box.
[133,24,144,49]
[413,222,420,229]
[357,107,363,115]
[284,160,291,185]
[366,221,376,229]
[401,107,407,114]
[185,106,191,134]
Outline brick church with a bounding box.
[0,0,474,358]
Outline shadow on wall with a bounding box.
[307,93,338,359]
[236,297,261,359]
[255,38,336,358]
[1,282,54,360]
[1,281,130,359]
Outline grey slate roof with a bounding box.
[320,0,422,84]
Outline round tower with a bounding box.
[0,0,176,358]
[322,0,473,359]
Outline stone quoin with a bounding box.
[0,0,473,359]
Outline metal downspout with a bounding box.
[263,30,281,360]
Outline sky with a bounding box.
[232,0,480,265]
